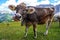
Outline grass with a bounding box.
[0,21,59,40]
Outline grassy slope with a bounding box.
[0,22,59,40]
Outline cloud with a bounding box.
[16,0,49,6]
[38,0,50,4]
[0,0,60,12]
[0,0,17,12]
[0,0,39,12]
[16,0,38,6]
[49,0,60,6]
[51,1,60,6]
[0,0,50,7]
[1,0,17,7]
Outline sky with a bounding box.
[0,0,60,12]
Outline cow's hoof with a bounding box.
[44,32,48,36]
[34,36,37,39]
[24,35,27,38]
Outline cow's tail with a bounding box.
[48,7,55,16]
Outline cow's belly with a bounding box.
[38,18,48,24]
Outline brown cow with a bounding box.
[8,3,55,38]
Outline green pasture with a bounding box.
[0,22,59,40]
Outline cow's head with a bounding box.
[8,2,26,13]
[8,2,27,19]
[8,3,35,20]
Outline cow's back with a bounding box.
[35,8,54,24]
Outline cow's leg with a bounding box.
[44,21,49,35]
[21,20,24,26]
[21,19,25,26]
[44,18,53,35]
[33,22,37,38]
[24,23,29,37]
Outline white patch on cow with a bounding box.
[16,13,21,16]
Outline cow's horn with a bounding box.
[20,2,26,7]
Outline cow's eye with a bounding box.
[26,9,28,12]
[23,10,25,11]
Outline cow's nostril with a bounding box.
[19,16,21,18]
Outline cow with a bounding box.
[8,2,55,38]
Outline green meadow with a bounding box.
[0,22,59,40]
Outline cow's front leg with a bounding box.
[24,24,29,37]
[21,19,24,26]
[33,22,37,38]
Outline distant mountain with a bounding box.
[36,4,54,8]
[0,13,14,23]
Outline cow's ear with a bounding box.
[27,7,35,14]
[8,5,16,11]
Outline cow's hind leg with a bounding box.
[44,18,53,35]
[33,22,37,38]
